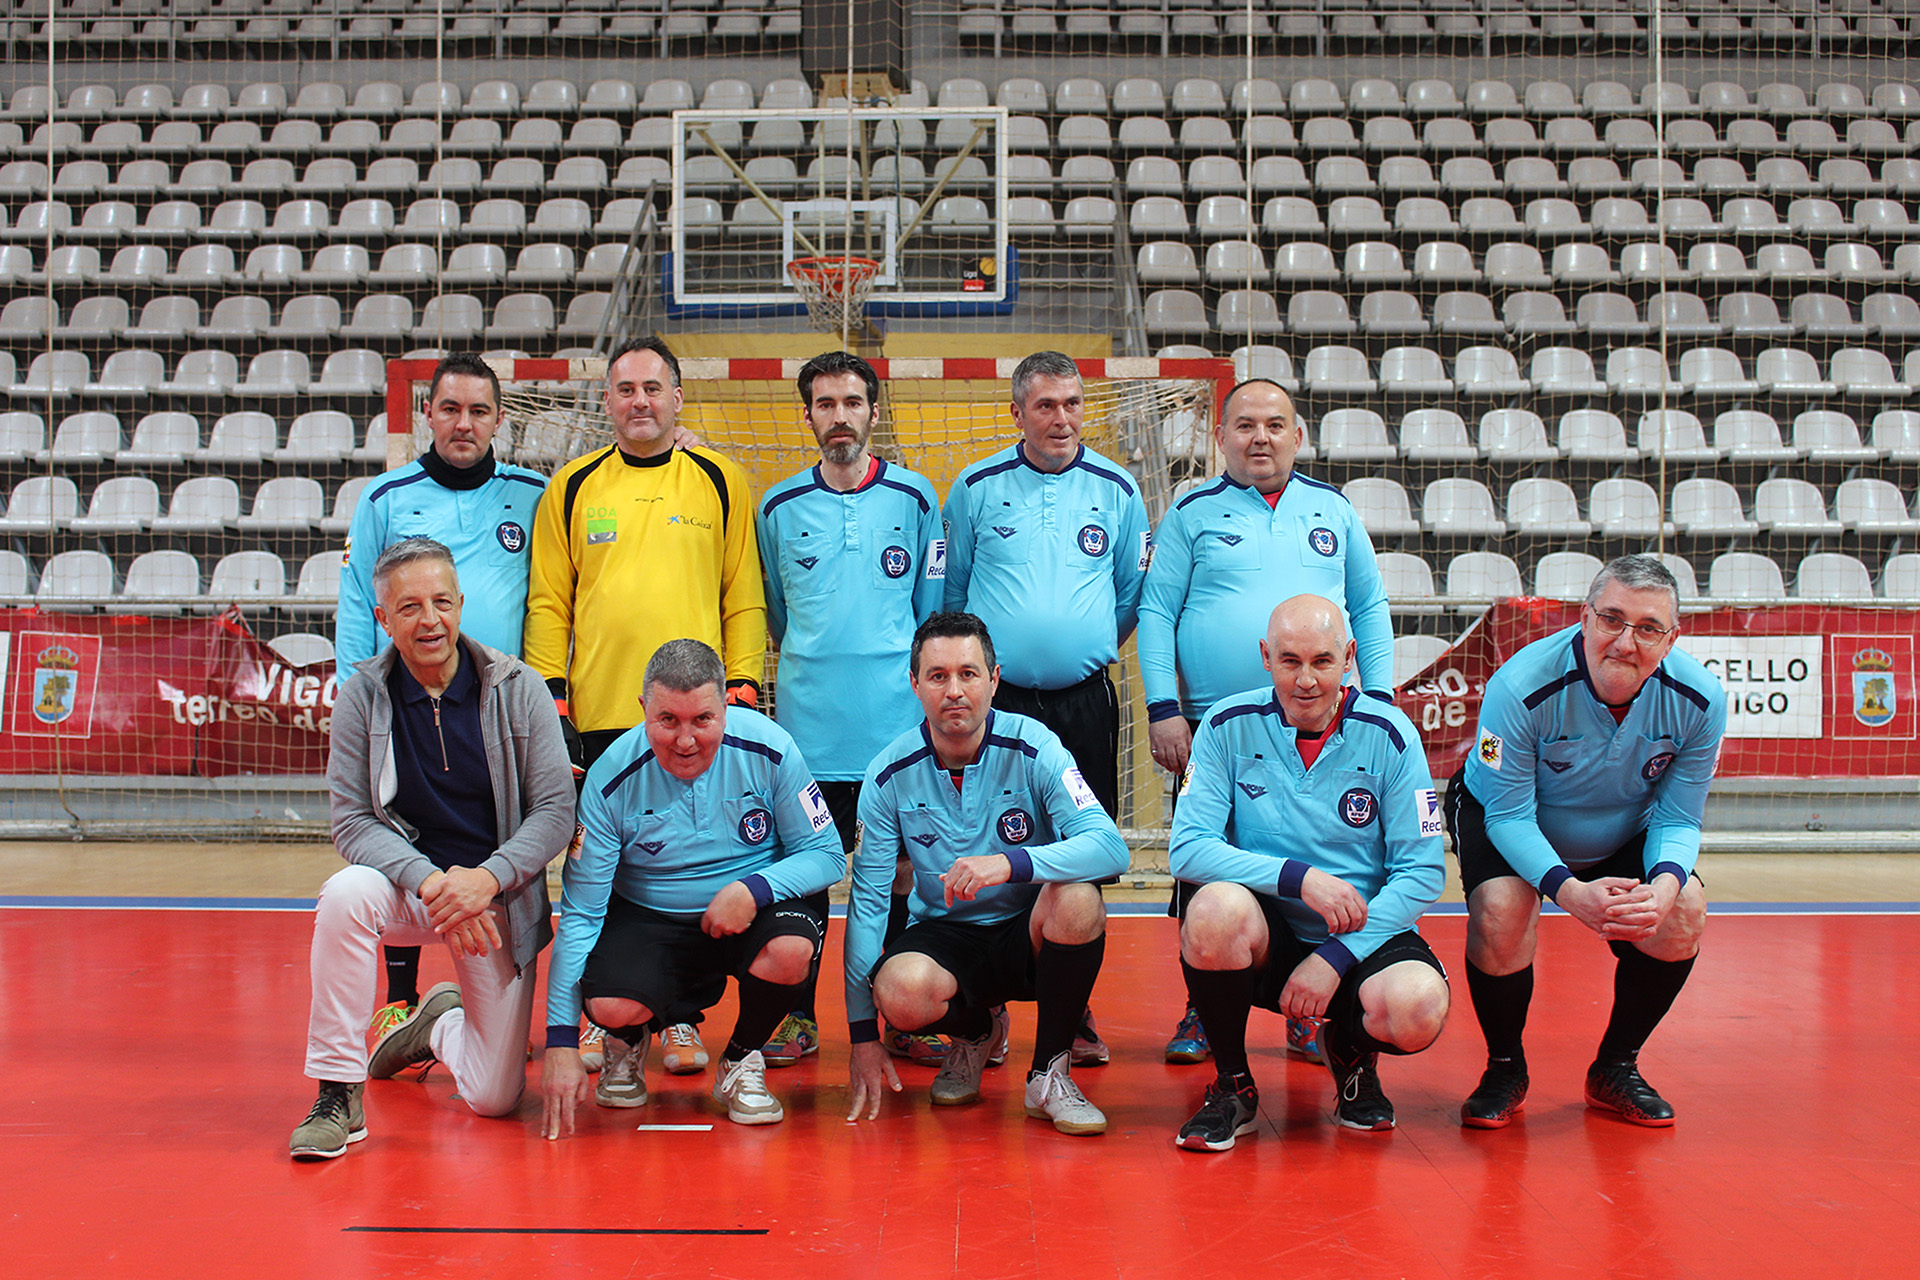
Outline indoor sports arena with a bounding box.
[0,2,1916,1275]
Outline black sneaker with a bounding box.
[1326,1042,1395,1131]
[1176,1076,1260,1152]
[1461,1062,1529,1129]
[1585,1055,1675,1127]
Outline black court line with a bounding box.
[345,1227,767,1237]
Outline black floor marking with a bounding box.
[346,1227,767,1236]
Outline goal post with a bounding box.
[387,352,1234,849]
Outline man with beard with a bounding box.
[754,352,946,1068]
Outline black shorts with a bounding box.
[995,669,1119,817]
[1248,894,1446,1027]
[877,903,1041,1009]
[1445,776,1702,898]
[581,891,826,1027]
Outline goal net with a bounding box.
[389,353,1234,852]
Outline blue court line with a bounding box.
[3,895,1917,916]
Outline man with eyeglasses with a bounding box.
[1447,554,1726,1129]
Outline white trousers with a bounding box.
[304,863,536,1117]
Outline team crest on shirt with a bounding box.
[1308,527,1338,557]
[1478,732,1504,770]
[880,545,911,578]
[1340,787,1378,828]
[1641,752,1677,782]
[997,807,1034,844]
[496,521,526,553]
[738,808,773,844]
[637,840,666,857]
[1236,780,1267,800]
[910,833,937,847]
[1077,524,1108,557]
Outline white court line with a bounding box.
[635,1124,713,1132]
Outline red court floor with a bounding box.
[2,906,1916,1279]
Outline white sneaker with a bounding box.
[661,1022,709,1075]
[594,1032,649,1108]
[931,1026,994,1106]
[579,1022,606,1074]
[1024,1051,1107,1135]
[713,1050,784,1125]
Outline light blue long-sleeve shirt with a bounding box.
[942,442,1150,688]
[335,450,547,667]
[1462,626,1727,898]
[845,709,1129,1033]
[757,459,945,779]
[1138,471,1395,720]
[1170,685,1444,977]
[544,707,845,1043]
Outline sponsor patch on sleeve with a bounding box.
[1138,529,1153,571]
[1063,767,1099,810]
[800,781,834,833]
[1177,762,1193,798]
[926,537,947,580]
[1478,732,1503,771]
[1417,788,1444,838]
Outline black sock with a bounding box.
[1182,959,1256,1080]
[1323,1013,1397,1061]
[885,891,911,947]
[1465,959,1533,1069]
[922,997,993,1041]
[607,1024,652,1047]
[726,973,804,1062]
[1030,935,1106,1075]
[1598,942,1696,1062]
[384,946,421,1006]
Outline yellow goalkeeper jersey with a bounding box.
[524,443,766,733]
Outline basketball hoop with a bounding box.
[787,255,881,335]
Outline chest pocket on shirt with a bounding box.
[721,795,779,852]
[871,524,917,590]
[1637,737,1683,788]
[1226,755,1292,841]
[1538,736,1586,780]
[1197,523,1263,574]
[780,531,834,600]
[1069,508,1115,563]
[975,511,1031,567]
[1295,515,1344,569]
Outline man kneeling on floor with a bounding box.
[293,537,575,1160]
[1168,594,1449,1151]
[845,612,1129,1134]
[540,638,844,1135]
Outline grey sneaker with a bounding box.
[594,1031,650,1108]
[930,1024,996,1106]
[367,982,461,1079]
[712,1050,784,1125]
[290,1081,366,1160]
[579,1022,606,1074]
[660,1022,708,1074]
[1023,1051,1107,1135]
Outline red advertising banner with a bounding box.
[0,609,335,777]
[1394,600,1920,780]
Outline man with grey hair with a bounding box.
[292,538,574,1159]
[940,350,1151,1062]
[540,638,844,1134]
[1449,554,1726,1129]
